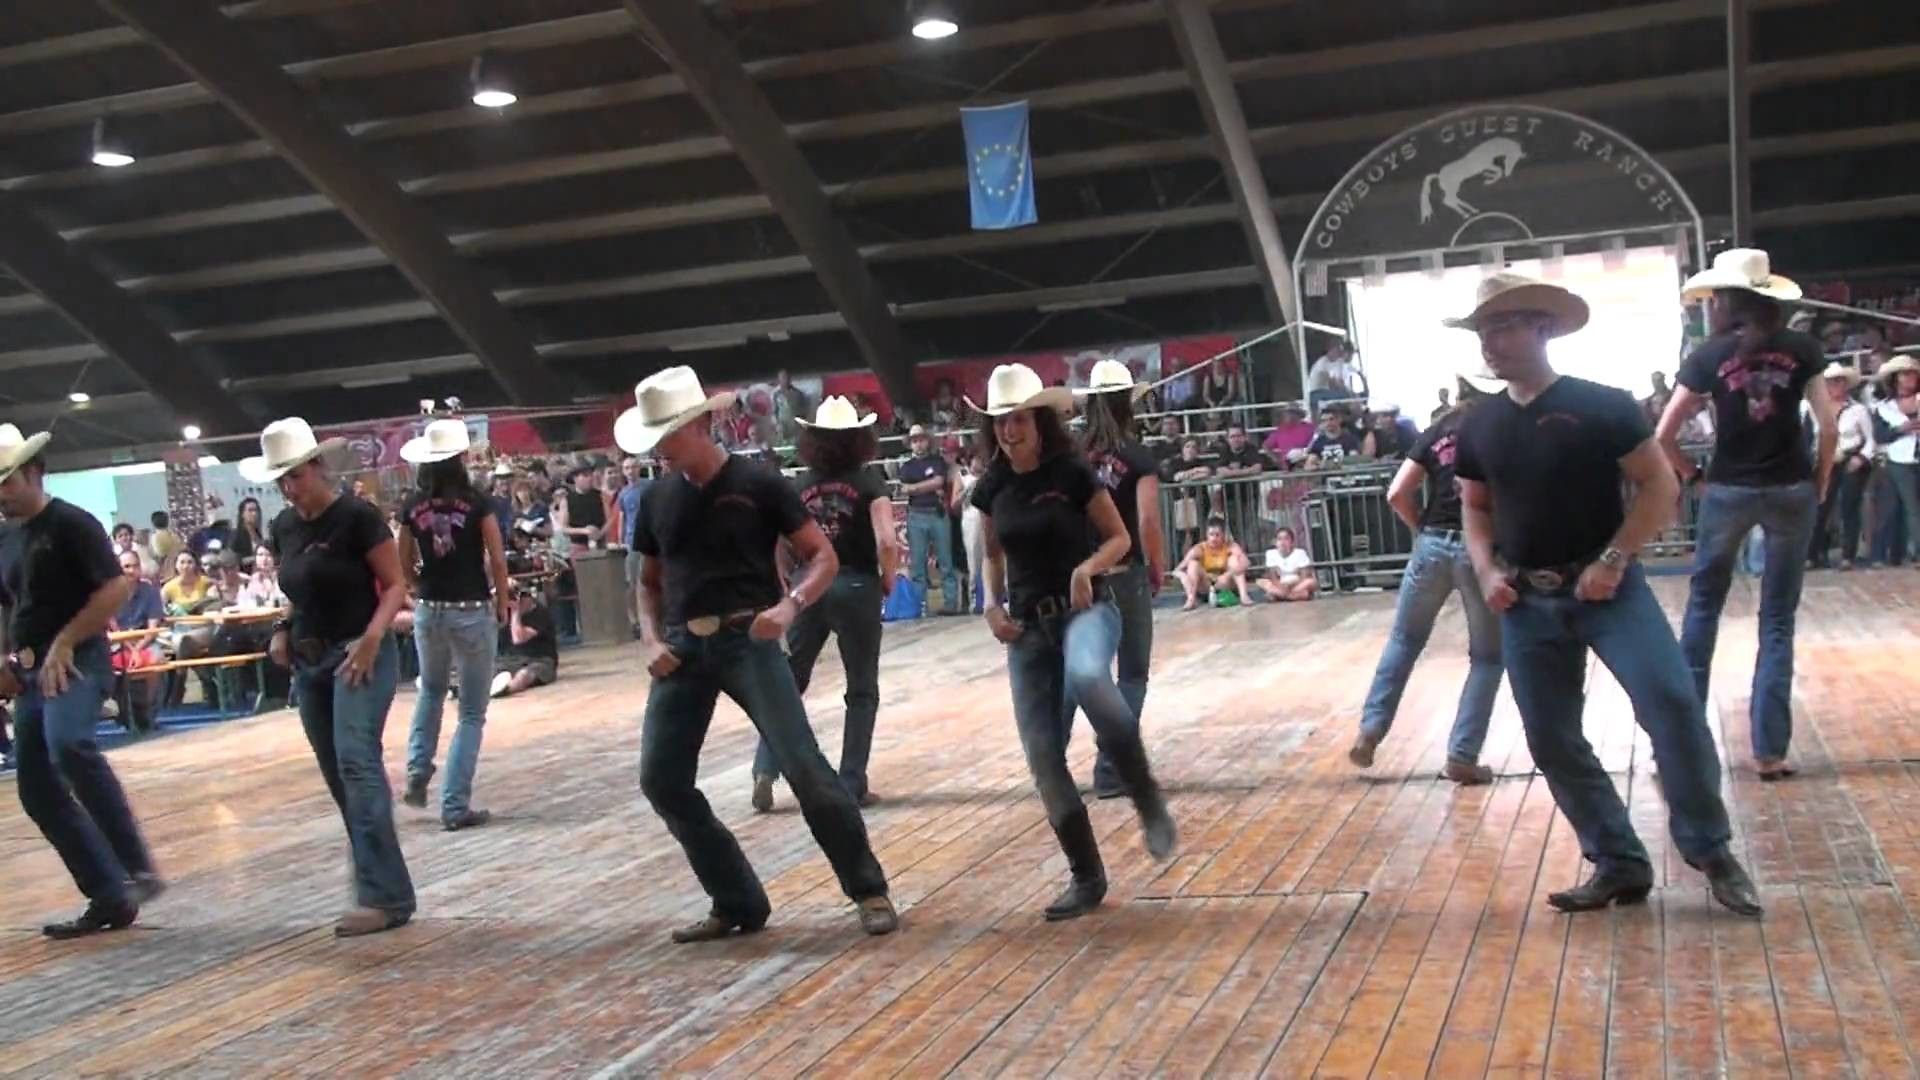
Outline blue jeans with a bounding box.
[753,571,884,799]
[294,635,415,915]
[1871,465,1912,565]
[13,640,154,905]
[407,603,498,819]
[1060,565,1154,790]
[1010,601,1155,827]
[1503,564,1732,876]
[1360,532,1503,764]
[1680,481,1817,762]
[640,625,887,924]
[907,509,959,613]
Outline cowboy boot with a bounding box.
[1044,809,1108,921]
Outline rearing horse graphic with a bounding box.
[1418,137,1526,223]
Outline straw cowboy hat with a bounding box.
[976,363,1074,416]
[0,423,53,484]
[1681,247,1801,303]
[1458,357,1506,394]
[399,418,472,464]
[1443,271,1590,338]
[1819,362,1864,390]
[1073,357,1151,400]
[613,365,736,454]
[238,417,345,483]
[1876,354,1920,386]
[796,395,877,430]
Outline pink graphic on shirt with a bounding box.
[1433,433,1457,468]
[1717,351,1798,422]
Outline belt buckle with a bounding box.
[1523,569,1565,592]
[686,615,722,637]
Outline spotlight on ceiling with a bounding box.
[909,1,958,39]
[90,116,135,168]
[68,391,91,404]
[469,53,517,109]
[181,424,202,441]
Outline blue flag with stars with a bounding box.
[962,101,1037,231]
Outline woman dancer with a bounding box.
[751,397,899,812]
[246,417,416,936]
[397,419,510,831]
[1065,359,1166,799]
[973,363,1176,920]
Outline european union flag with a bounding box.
[962,101,1037,231]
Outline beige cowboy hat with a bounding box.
[1681,247,1801,303]
[1073,357,1152,400]
[975,362,1074,416]
[0,423,53,484]
[238,417,345,483]
[1442,271,1590,338]
[491,460,516,477]
[1819,362,1864,389]
[1457,356,1506,394]
[613,366,736,455]
[796,395,877,430]
[400,418,471,464]
[1876,354,1920,385]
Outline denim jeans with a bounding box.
[407,603,498,819]
[1360,532,1503,764]
[1871,465,1912,565]
[13,640,154,905]
[1811,462,1871,564]
[294,634,415,915]
[906,509,959,613]
[1060,565,1154,790]
[1886,462,1920,563]
[753,571,884,799]
[1503,564,1732,876]
[1680,481,1817,762]
[1010,601,1156,828]
[640,625,887,924]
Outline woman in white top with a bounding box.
[1257,526,1317,602]
[1809,364,1876,569]
[229,545,290,609]
[1871,355,1920,566]
[956,451,988,613]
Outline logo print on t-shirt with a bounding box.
[1089,450,1131,492]
[1717,352,1797,422]
[802,480,860,541]
[1433,433,1457,468]
[409,499,470,559]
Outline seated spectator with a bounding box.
[1175,516,1253,611]
[112,521,157,579]
[1305,408,1363,469]
[160,550,219,688]
[207,548,247,606]
[110,549,166,730]
[1262,404,1315,457]
[492,587,559,698]
[206,550,280,707]
[1163,437,1216,552]
[230,545,288,610]
[1258,527,1318,602]
[1362,403,1416,459]
[1150,414,1186,465]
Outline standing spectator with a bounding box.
[1212,423,1273,542]
[1871,355,1920,565]
[559,466,606,552]
[600,463,626,550]
[929,379,961,430]
[772,370,811,444]
[1305,408,1363,468]
[1430,387,1453,424]
[1642,371,1674,427]
[617,455,651,631]
[1151,414,1186,462]
[897,425,960,615]
[487,464,516,526]
[1809,364,1875,569]
[510,480,550,541]
[230,498,267,571]
[148,510,182,569]
[1163,437,1215,553]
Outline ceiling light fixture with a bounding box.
[908,1,958,39]
[180,424,202,441]
[90,116,135,168]
[68,391,92,404]
[469,53,517,109]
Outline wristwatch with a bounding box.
[785,587,808,610]
[1598,547,1629,569]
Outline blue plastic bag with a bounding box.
[882,576,924,622]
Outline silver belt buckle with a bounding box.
[1523,569,1565,591]
[686,615,723,637]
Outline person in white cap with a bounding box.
[0,423,166,939]
[1352,369,1507,785]
[1807,363,1875,569]
[749,395,899,814]
[972,362,1177,921]
[620,367,897,942]
[246,417,417,936]
[1448,272,1761,916]
[1063,358,1168,799]
[394,419,511,831]
[1658,248,1835,781]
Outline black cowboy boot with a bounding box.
[1099,736,1178,860]
[1044,809,1108,921]
[1547,865,1654,912]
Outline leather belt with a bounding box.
[684,609,760,637]
[1422,527,1464,543]
[418,598,490,611]
[1513,561,1587,594]
[1026,581,1113,622]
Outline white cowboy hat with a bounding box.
[1442,271,1590,338]
[1876,355,1920,385]
[796,395,877,430]
[1073,357,1151,400]
[1457,358,1506,394]
[1368,399,1401,415]
[491,460,516,477]
[977,363,1074,416]
[613,366,736,454]
[1681,247,1801,302]
[0,423,53,483]
[399,418,472,464]
[1819,362,1863,389]
[238,417,345,483]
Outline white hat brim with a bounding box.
[1073,380,1152,401]
[0,431,53,483]
[795,412,877,430]
[1876,356,1920,383]
[613,391,735,455]
[1680,268,1802,303]
[238,437,345,484]
[1443,283,1590,338]
[980,385,1076,417]
[399,433,470,464]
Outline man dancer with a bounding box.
[1449,274,1762,916]
[1657,250,1834,781]
[0,423,165,937]
[619,368,898,943]
[898,424,961,615]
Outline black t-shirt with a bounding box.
[1214,443,1272,473]
[1087,442,1159,566]
[897,454,950,513]
[508,603,559,665]
[402,491,495,602]
[1409,415,1465,531]
[270,496,390,645]
[971,453,1100,619]
[794,466,889,576]
[565,487,606,533]
[0,498,121,655]
[1677,327,1825,486]
[1455,377,1649,568]
[1307,430,1362,464]
[1369,423,1415,459]
[633,456,808,628]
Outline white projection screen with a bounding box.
[1344,247,1685,419]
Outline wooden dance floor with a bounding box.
[4,570,1920,1077]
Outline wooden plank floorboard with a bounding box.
[2,573,1918,1076]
